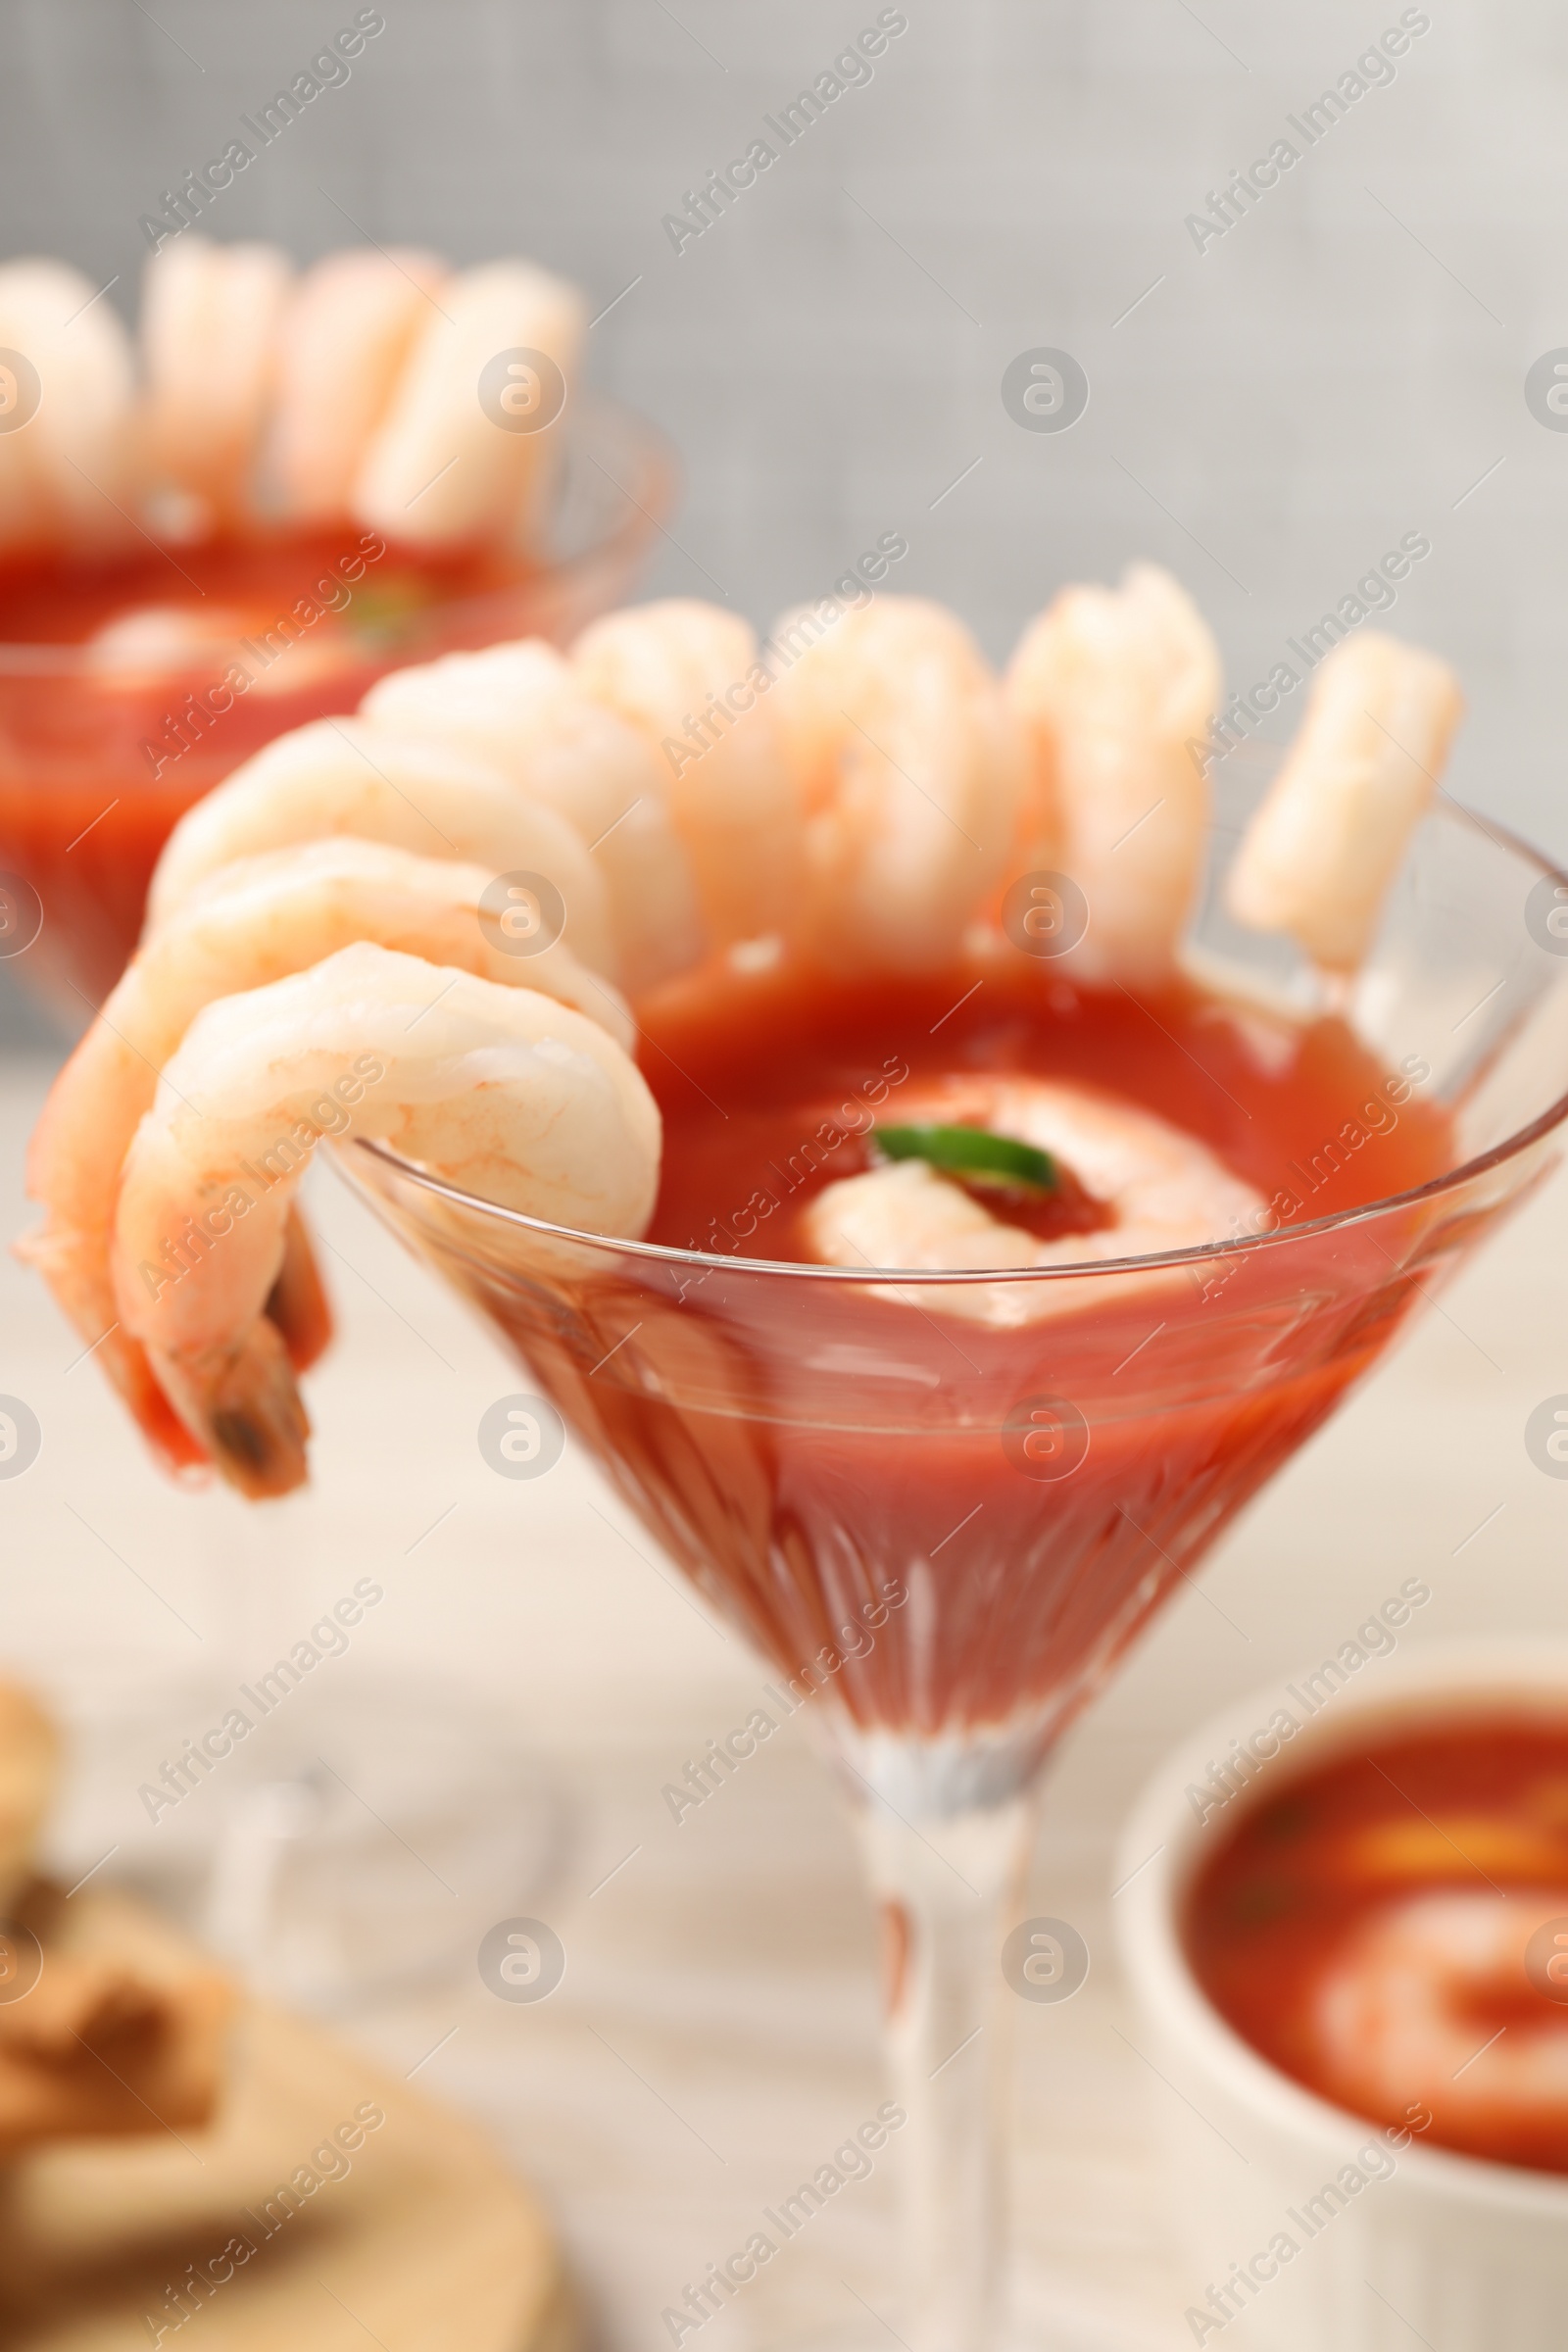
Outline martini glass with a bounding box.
[336,782,1568,2351]
[0,392,673,1024]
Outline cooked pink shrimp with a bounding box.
[802,1074,1261,1324]
[1311,1889,1568,2142]
[1225,632,1463,971]
[571,599,805,948]
[766,597,1021,970]
[353,261,585,549]
[140,237,291,531]
[1005,564,1220,985]
[21,834,630,1472]
[270,248,447,521]
[111,943,660,1495]
[0,261,137,556]
[145,715,615,977]
[361,638,704,992]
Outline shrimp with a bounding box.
[802,1075,1261,1323]
[144,715,615,978]
[361,638,704,992]
[765,597,1021,970]
[0,261,137,557]
[270,248,448,521]
[1311,1889,1568,2153]
[1005,564,1220,985]
[570,599,805,948]
[1225,631,1463,972]
[140,238,291,532]
[21,835,631,1471]
[111,943,660,1495]
[84,603,256,686]
[353,262,585,550]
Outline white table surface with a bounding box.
[2,1050,1565,2352]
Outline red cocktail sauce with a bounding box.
[0,530,535,1007]
[1186,1718,1568,2173]
[492,950,1463,1758]
[642,955,1447,1257]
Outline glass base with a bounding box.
[47,1674,572,2012]
[836,1719,1059,1817]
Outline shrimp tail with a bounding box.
[268,1207,334,1374]
[12,1221,211,1479]
[109,944,661,1498]
[17,1191,321,1486]
[152,1316,312,1500]
[109,1336,217,1480]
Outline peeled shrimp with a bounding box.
[1005,564,1220,985]
[270,248,447,521]
[764,597,1020,970]
[140,238,291,530]
[22,834,630,1470]
[571,600,804,948]
[0,261,137,556]
[1225,631,1463,972]
[803,1075,1262,1323]
[353,261,584,549]
[1312,1889,1568,2141]
[145,715,615,977]
[0,237,599,561]
[112,942,660,1495]
[361,638,703,992]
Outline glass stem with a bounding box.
[856,1790,1033,2352]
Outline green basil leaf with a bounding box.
[874,1123,1058,1193]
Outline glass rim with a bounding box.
[346,795,1568,1290]
[0,391,677,675]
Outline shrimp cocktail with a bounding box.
[0,235,668,1015]
[1187,1709,1568,2178]
[22,572,1568,2350]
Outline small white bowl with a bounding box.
[1113,1638,1568,2350]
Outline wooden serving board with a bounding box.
[0,1893,573,2352]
